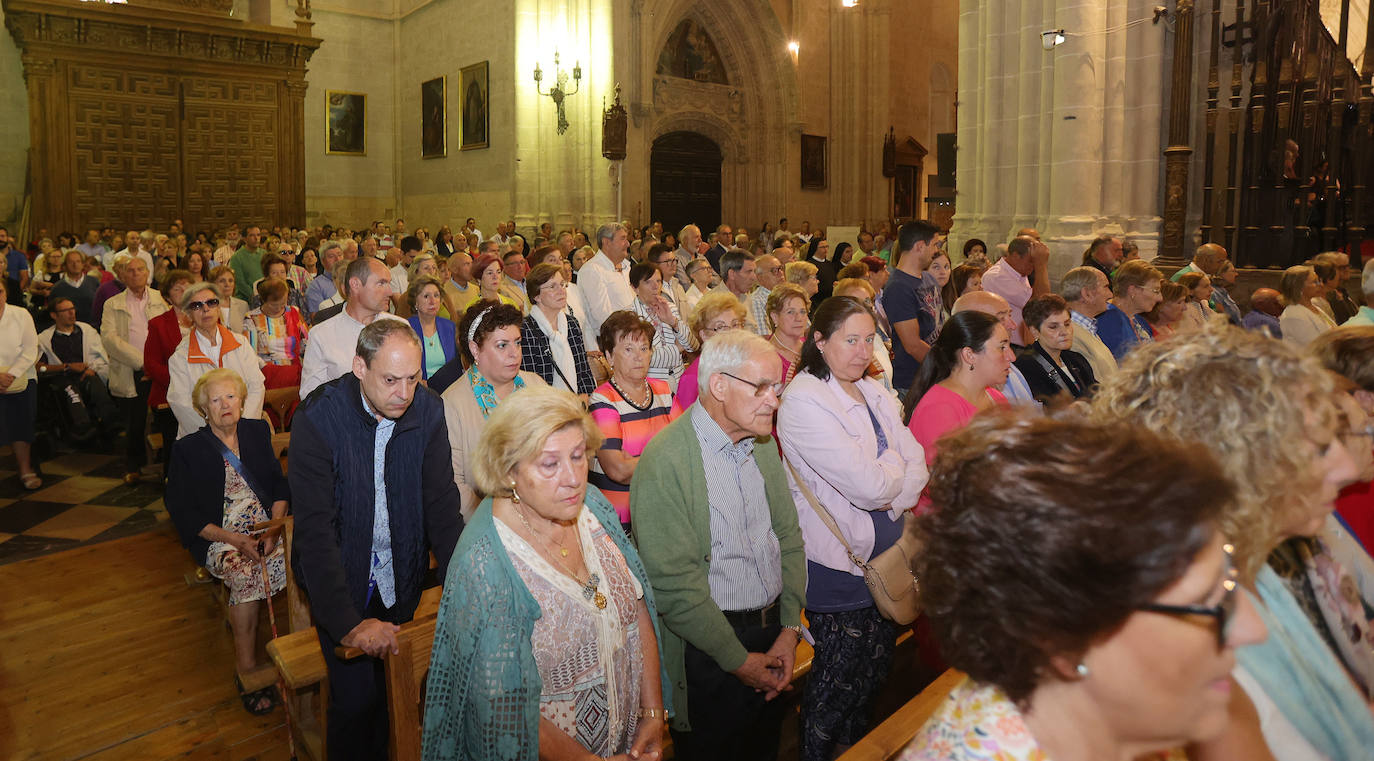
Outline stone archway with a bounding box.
[650,131,723,235]
[627,0,799,228]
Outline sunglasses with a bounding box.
[186,298,221,312]
[1138,543,1239,649]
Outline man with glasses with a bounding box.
[748,255,784,336]
[647,242,688,312]
[631,330,806,761]
[38,296,118,441]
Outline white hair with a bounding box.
[697,329,774,396]
[1362,258,1374,298]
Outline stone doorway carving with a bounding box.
[650,131,723,237]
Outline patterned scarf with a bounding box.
[468,364,525,418]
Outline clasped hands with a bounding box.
[731,627,799,701]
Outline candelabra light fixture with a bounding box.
[533,51,583,135]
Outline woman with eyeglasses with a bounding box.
[167,281,266,440]
[898,413,1266,761]
[777,296,927,761]
[675,291,748,409]
[1092,327,1374,761]
[520,263,595,396]
[682,257,715,316]
[1095,260,1164,359]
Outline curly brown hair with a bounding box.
[1089,325,1338,581]
[918,411,1229,705]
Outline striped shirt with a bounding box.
[1070,309,1099,338]
[690,403,783,611]
[589,378,682,524]
[631,298,691,391]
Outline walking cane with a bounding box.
[252,520,299,761]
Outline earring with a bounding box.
[967,363,975,372]
[510,481,522,504]
[1075,663,1090,678]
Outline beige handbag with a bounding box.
[785,459,923,624]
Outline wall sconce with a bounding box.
[787,40,800,57]
[841,0,858,7]
[533,51,582,135]
[1041,29,1066,49]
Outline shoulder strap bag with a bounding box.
[783,457,923,624]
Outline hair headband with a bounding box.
[467,304,495,345]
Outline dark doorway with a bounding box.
[651,131,722,237]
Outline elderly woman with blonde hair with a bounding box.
[675,291,748,409]
[166,367,288,716]
[422,385,670,761]
[1091,326,1374,761]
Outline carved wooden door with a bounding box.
[650,131,723,236]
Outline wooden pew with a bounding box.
[336,614,438,761]
[265,585,443,761]
[835,669,966,761]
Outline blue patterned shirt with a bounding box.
[363,390,397,608]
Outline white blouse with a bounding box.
[0,304,39,392]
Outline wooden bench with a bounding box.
[266,585,443,761]
[836,669,966,761]
[264,385,301,432]
[336,614,438,760]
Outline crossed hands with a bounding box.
[731,628,799,701]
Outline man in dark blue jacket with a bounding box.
[290,318,462,760]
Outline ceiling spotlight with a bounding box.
[1042,29,1066,50]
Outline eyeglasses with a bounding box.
[705,321,744,333]
[1138,543,1239,650]
[186,298,221,312]
[538,281,567,292]
[720,371,784,399]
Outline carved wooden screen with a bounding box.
[4,0,319,234]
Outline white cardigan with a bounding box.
[1279,304,1336,348]
[0,304,39,394]
[167,327,266,439]
[99,288,169,399]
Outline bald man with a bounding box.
[1242,287,1283,339]
[1172,243,1227,281]
[952,291,1040,409]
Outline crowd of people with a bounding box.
[4,215,1374,761]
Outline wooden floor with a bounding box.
[1,523,293,761]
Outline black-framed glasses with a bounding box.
[720,371,784,399]
[186,298,221,312]
[1138,543,1239,649]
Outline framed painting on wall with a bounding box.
[421,76,446,159]
[460,61,489,151]
[325,90,366,156]
[894,165,916,219]
[801,134,826,189]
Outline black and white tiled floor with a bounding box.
[0,448,169,565]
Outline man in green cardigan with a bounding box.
[631,330,807,761]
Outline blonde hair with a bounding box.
[832,277,875,300]
[785,261,818,286]
[191,368,247,419]
[471,386,604,498]
[1089,325,1338,581]
[764,283,810,331]
[687,291,749,351]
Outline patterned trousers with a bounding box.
[800,606,899,761]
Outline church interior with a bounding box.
[4,0,1374,758]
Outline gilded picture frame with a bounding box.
[325,90,366,156]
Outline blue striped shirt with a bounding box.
[690,404,783,611]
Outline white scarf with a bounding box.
[532,306,577,392]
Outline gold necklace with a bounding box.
[513,502,607,610]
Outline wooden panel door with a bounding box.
[180,76,281,230]
[651,131,723,236]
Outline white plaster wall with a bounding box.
[303,1,400,226]
[0,6,30,226]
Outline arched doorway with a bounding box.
[650,131,722,236]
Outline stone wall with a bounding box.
[0,5,29,228]
[952,0,1169,282]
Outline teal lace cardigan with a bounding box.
[420,488,673,761]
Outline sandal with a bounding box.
[19,472,41,490]
[235,676,276,716]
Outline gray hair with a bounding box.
[1059,266,1107,303]
[318,240,343,261]
[697,329,774,396]
[179,281,224,311]
[1362,258,1374,298]
[679,224,700,241]
[596,223,621,249]
[719,248,753,280]
[356,319,421,366]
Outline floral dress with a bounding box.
[494,509,645,756]
[205,459,286,605]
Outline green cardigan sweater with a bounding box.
[629,407,807,732]
[420,489,672,761]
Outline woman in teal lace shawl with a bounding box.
[422,386,672,761]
